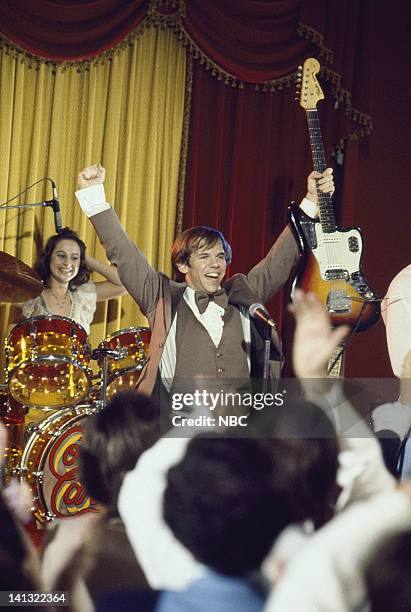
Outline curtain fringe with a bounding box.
[320,66,373,138]
[296,23,334,65]
[0,23,150,73]
[0,10,372,138]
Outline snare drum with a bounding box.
[20,404,100,524]
[97,327,150,400]
[6,316,92,408]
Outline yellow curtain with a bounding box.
[0,26,186,381]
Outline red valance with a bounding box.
[181,0,328,84]
[0,0,329,77]
[0,0,148,61]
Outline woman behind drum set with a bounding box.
[9,226,126,333]
[2,228,127,485]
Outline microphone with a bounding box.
[249,303,276,328]
[45,181,62,233]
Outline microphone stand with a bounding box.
[262,324,271,394]
[0,202,53,210]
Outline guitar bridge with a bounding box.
[327,290,351,314]
[325,269,349,281]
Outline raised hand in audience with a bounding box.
[289,289,349,379]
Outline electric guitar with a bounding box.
[289,57,380,331]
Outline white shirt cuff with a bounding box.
[75,184,110,217]
[300,197,318,219]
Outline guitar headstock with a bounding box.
[296,58,324,110]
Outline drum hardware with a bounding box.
[25,423,40,436]
[29,319,38,356]
[91,347,127,407]
[31,470,44,484]
[70,326,79,358]
[92,347,128,360]
[12,465,27,476]
[85,404,101,416]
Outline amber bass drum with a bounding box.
[20,404,99,524]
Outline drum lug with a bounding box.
[44,511,56,522]
[25,423,40,436]
[87,402,103,414]
[32,470,44,484]
[12,465,28,476]
[29,322,38,357]
[71,327,79,357]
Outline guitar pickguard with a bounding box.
[289,205,380,330]
[312,225,362,281]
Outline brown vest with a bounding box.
[171,298,250,396]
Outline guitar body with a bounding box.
[289,204,380,331]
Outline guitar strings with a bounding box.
[307,109,336,297]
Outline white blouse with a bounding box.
[19,281,97,335]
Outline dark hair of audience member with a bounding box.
[0,494,39,593]
[79,391,160,514]
[365,528,411,612]
[163,416,338,577]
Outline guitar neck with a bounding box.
[306,109,336,233]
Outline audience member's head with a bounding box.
[163,415,338,577]
[0,493,41,592]
[164,434,286,576]
[80,391,160,513]
[365,528,411,612]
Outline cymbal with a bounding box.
[0,251,43,303]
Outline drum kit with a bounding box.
[0,252,150,525]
